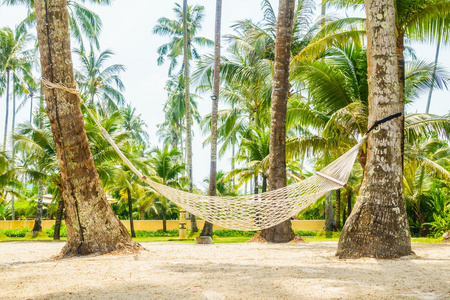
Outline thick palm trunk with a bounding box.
[127,189,135,238]
[202,0,222,239]
[323,191,336,231]
[32,179,44,233]
[336,0,412,258]
[259,0,297,243]
[335,189,341,229]
[3,70,10,151]
[35,0,139,255]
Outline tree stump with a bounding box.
[196,236,213,244]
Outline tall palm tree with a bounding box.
[148,143,185,231]
[336,0,413,258]
[5,0,109,50]
[153,2,213,76]
[34,0,139,256]
[258,0,297,243]
[75,47,125,115]
[0,27,34,151]
[203,0,223,238]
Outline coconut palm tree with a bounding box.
[75,47,126,115]
[148,143,185,231]
[336,0,413,258]
[403,137,450,236]
[5,0,110,50]
[34,0,139,256]
[0,26,35,151]
[153,2,213,76]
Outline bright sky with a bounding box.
[0,1,449,189]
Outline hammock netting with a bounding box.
[41,78,366,231]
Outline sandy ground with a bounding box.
[0,241,449,300]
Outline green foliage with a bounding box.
[294,230,318,236]
[44,223,67,238]
[1,228,31,237]
[134,229,180,237]
[212,229,256,237]
[317,230,341,238]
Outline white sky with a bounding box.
[0,1,449,189]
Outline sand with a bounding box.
[0,241,449,300]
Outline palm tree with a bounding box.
[403,137,450,236]
[0,27,34,151]
[121,104,149,148]
[34,0,139,256]
[153,2,213,76]
[257,0,297,243]
[154,2,212,233]
[336,0,413,258]
[202,0,223,238]
[75,47,126,115]
[5,0,110,50]
[148,143,185,231]
[229,126,270,193]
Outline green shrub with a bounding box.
[1,228,31,237]
[134,229,180,237]
[294,230,318,236]
[45,223,67,238]
[317,230,341,238]
[212,230,256,237]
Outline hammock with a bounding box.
[41,78,366,231]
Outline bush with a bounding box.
[1,228,31,237]
[317,230,341,238]
[212,230,256,237]
[294,230,318,236]
[45,223,67,238]
[134,229,180,237]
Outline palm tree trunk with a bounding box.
[182,0,198,234]
[254,174,259,195]
[259,0,297,243]
[10,80,16,221]
[35,0,139,256]
[202,0,222,240]
[335,189,341,229]
[29,93,34,123]
[426,19,444,113]
[127,188,135,238]
[337,0,412,258]
[140,207,145,220]
[162,205,167,232]
[262,175,267,193]
[54,188,64,240]
[347,188,352,217]
[323,191,336,231]
[3,69,10,151]
[32,179,44,233]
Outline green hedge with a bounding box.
[1,228,31,237]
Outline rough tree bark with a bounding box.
[53,194,64,240]
[202,0,222,238]
[31,179,44,234]
[35,0,140,255]
[259,0,299,243]
[336,0,413,258]
[323,191,337,231]
[335,189,341,229]
[127,188,135,238]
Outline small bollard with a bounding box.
[196,236,213,244]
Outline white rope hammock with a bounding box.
[41,78,365,231]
